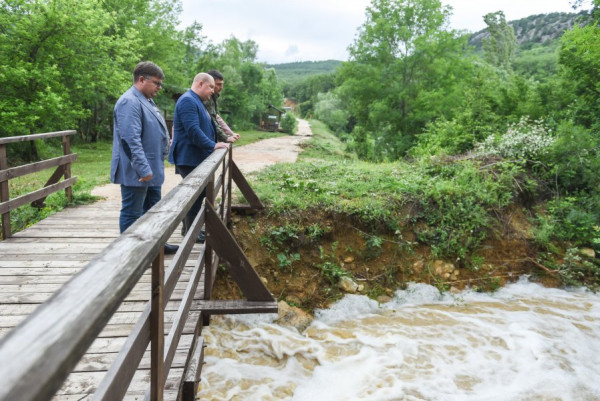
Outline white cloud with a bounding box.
[179,0,590,64]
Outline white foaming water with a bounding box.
[197,278,600,400]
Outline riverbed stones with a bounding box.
[338,276,359,293]
[277,301,313,332]
[377,295,393,304]
[433,260,455,277]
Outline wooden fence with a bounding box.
[0,144,277,401]
[0,130,78,239]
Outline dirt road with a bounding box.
[91,119,312,200]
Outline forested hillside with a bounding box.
[267,60,341,84]
[469,11,591,48]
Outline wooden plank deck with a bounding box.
[0,198,205,400]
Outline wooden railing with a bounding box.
[0,130,78,239]
[0,144,277,401]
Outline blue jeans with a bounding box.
[119,185,161,233]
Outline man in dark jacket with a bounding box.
[168,72,229,242]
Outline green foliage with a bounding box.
[542,121,600,194]
[363,234,383,260]
[280,113,298,134]
[0,0,137,146]
[475,117,554,160]
[0,1,282,146]
[277,252,300,272]
[483,11,517,70]
[284,73,337,117]
[317,242,346,284]
[336,0,473,160]
[255,124,528,260]
[558,23,600,128]
[555,248,600,291]
[269,60,341,86]
[534,197,600,250]
[313,92,349,134]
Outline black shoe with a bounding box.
[195,230,206,244]
[164,243,179,255]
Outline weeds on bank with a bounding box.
[317,242,347,284]
[253,122,528,262]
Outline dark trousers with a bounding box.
[176,165,206,226]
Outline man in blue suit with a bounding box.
[169,72,229,242]
[111,61,178,254]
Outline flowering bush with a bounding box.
[475,116,554,160]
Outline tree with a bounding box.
[199,37,283,129]
[336,0,471,160]
[482,11,517,70]
[0,0,136,159]
[558,22,600,128]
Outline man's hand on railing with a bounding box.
[214,142,229,150]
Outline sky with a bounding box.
[179,0,590,64]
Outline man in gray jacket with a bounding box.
[110,61,178,254]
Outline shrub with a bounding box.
[280,113,298,134]
[475,116,554,160]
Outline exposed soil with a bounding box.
[214,206,563,311]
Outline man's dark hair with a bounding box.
[133,61,164,83]
[207,69,224,81]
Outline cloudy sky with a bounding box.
[179,0,590,64]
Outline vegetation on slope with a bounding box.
[220,120,600,311]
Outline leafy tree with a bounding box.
[313,92,349,134]
[0,0,136,160]
[198,37,283,129]
[483,11,517,70]
[284,73,336,117]
[558,22,600,128]
[336,0,472,160]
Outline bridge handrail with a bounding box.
[0,146,237,401]
[0,130,78,239]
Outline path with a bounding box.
[91,119,313,200]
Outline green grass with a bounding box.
[251,120,524,261]
[232,129,287,147]
[4,128,277,235]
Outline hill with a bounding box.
[267,60,341,85]
[468,11,591,49]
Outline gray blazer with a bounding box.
[110,86,169,187]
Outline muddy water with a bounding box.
[197,277,600,400]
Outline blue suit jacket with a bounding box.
[168,89,216,167]
[110,86,169,187]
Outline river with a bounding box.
[197,277,600,400]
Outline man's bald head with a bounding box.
[191,72,215,100]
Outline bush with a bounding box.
[475,116,554,160]
[280,113,298,134]
[313,92,349,134]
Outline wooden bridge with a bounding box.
[0,132,278,401]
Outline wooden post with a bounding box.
[203,174,215,326]
[62,134,72,203]
[226,145,233,224]
[150,249,165,401]
[0,144,10,239]
[220,153,226,219]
